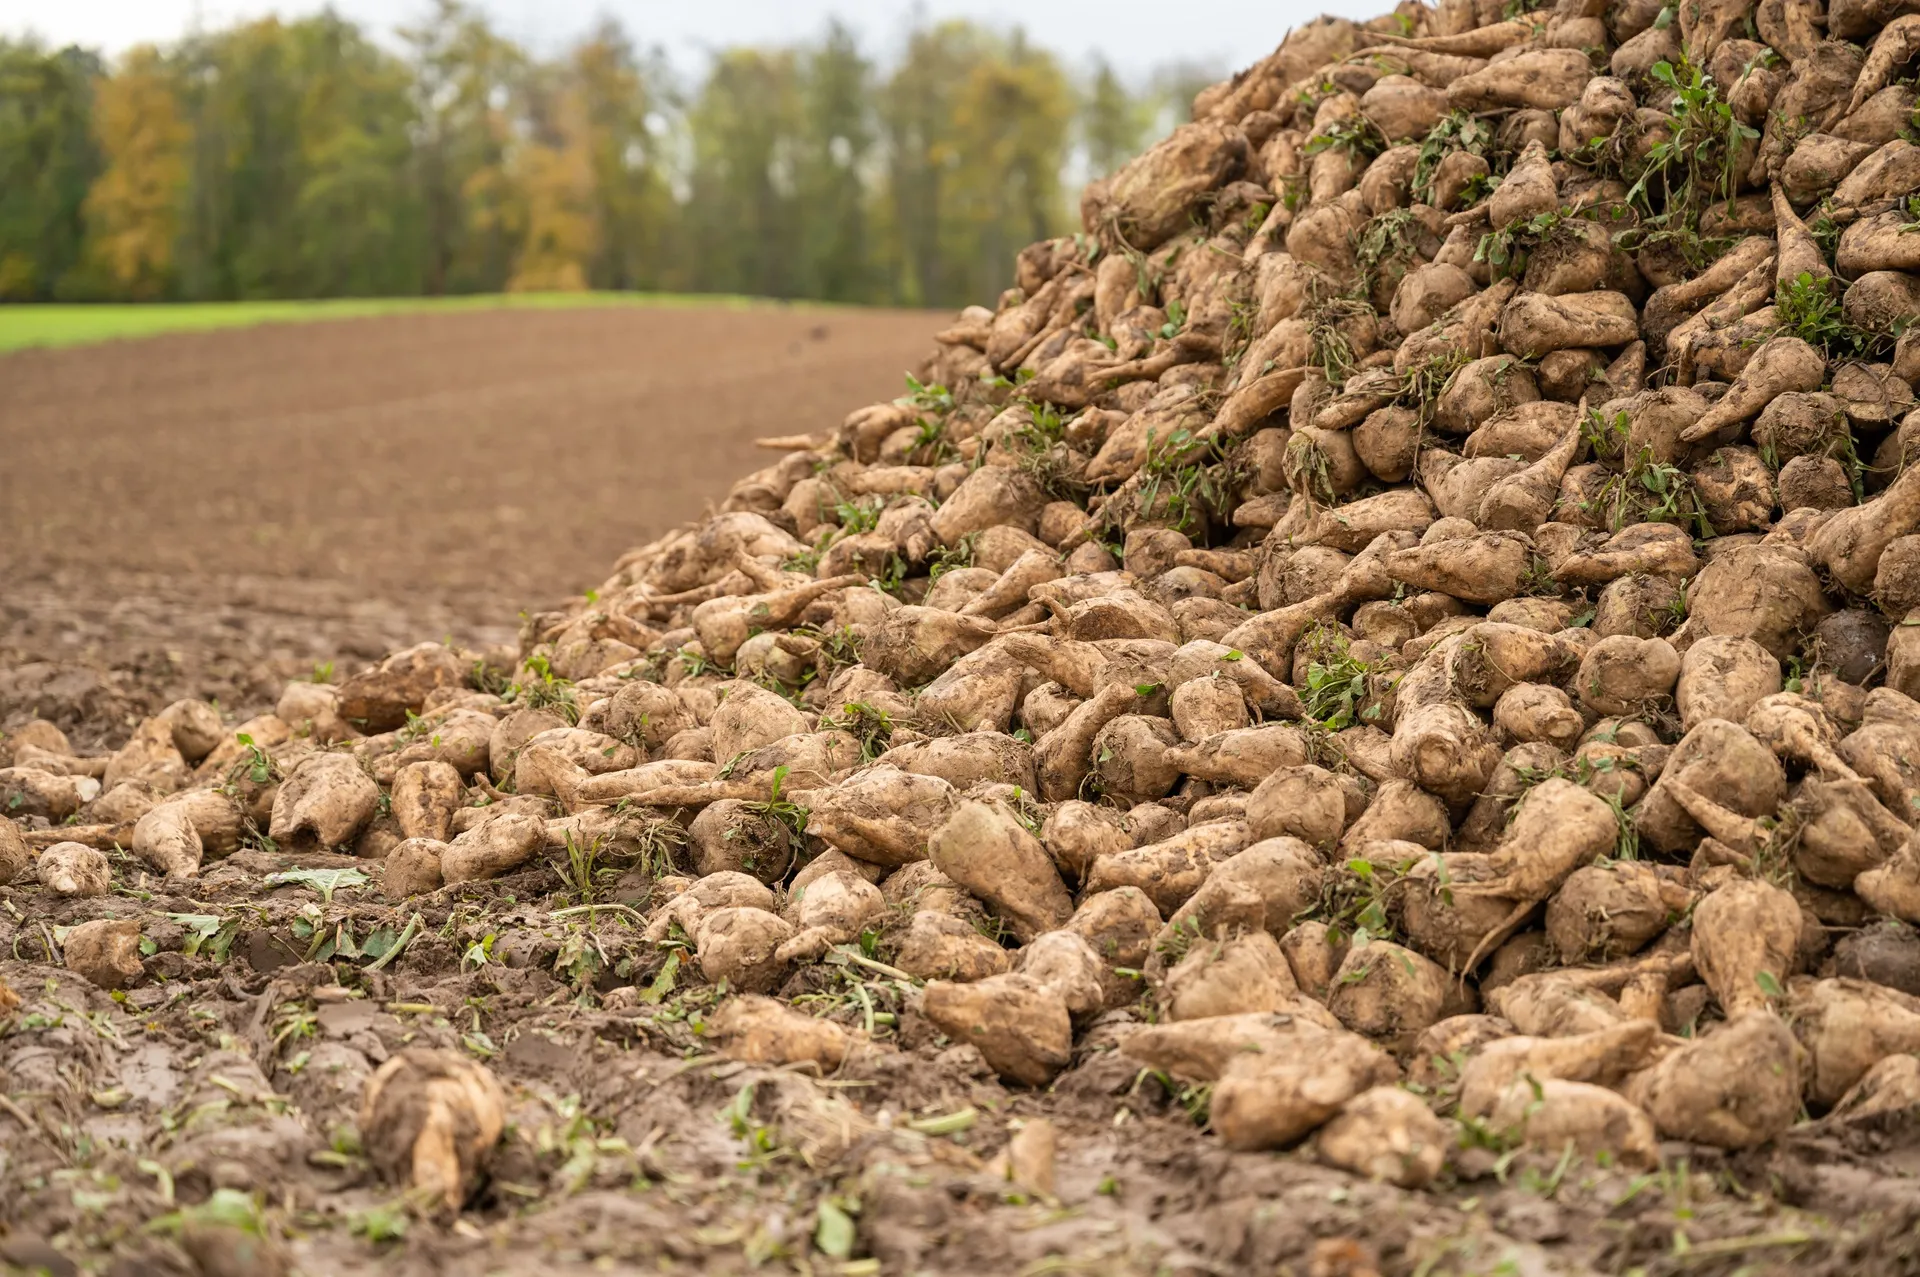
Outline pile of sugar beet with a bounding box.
[15,1,1920,1273]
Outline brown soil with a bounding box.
[0,304,942,744]
[4,308,1920,1276]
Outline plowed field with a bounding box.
[0,304,942,739]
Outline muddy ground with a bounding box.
[6,308,1920,1275]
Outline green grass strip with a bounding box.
[0,290,814,354]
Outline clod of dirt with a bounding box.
[984,1116,1058,1197]
[359,1049,508,1215]
[175,1191,292,1277]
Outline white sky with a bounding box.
[1,0,1382,77]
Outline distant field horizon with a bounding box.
[1,299,940,678]
[0,292,849,355]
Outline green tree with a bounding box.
[288,15,424,297]
[401,0,524,295]
[0,40,104,299]
[877,21,1073,309]
[948,31,1072,303]
[163,16,424,300]
[794,21,876,303]
[677,48,801,298]
[571,20,672,292]
[169,19,302,299]
[876,21,983,308]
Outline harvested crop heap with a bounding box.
[11,2,1920,1272]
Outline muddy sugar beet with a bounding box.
[11,0,1920,1269]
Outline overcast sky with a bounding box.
[2,0,1380,76]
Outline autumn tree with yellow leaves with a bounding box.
[82,47,185,299]
[507,79,598,293]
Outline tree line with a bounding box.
[0,3,1213,308]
